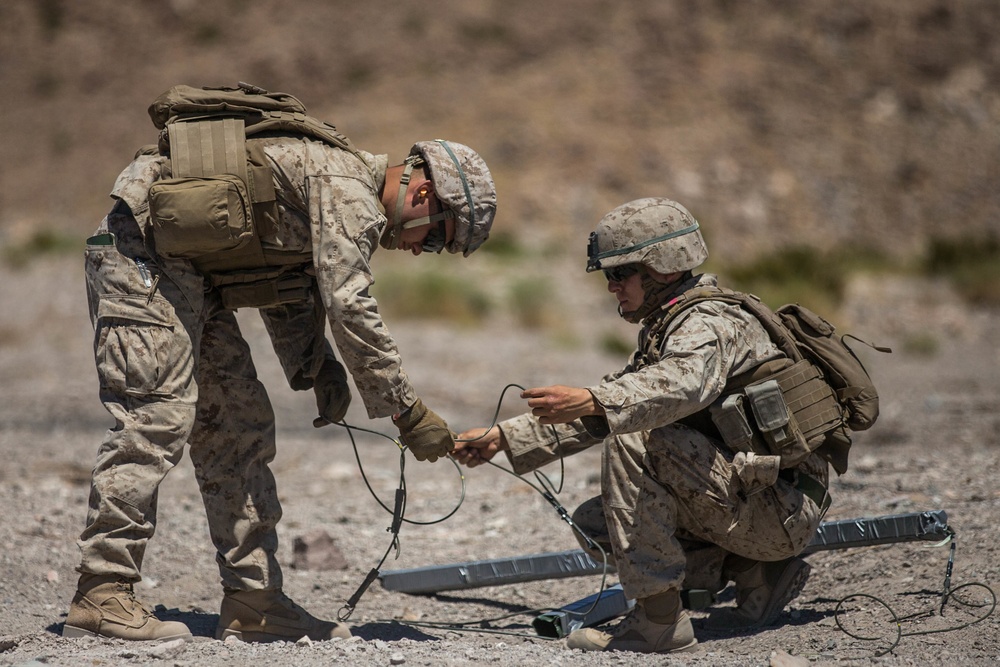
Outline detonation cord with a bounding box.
[832,528,996,657]
[332,383,615,635]
[331,419,467,622]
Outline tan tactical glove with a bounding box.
[393,398,455,462]
[312,357,351,427]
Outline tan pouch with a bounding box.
[710,393,755,453]
[732,451,781,496]
[148,174,253,259]
[745,378,811,468]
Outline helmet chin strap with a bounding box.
[620,269,690,324]
[380,157,454,250]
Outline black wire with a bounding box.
[334,382,617,636]
[337,419,467,526]
[833,532,997,658]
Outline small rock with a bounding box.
[296,634,313,646]
[146,637,186,659]
[390,653,406,665]
[769,649,809,667]
[400,608,422,622]
[46,570,59,583]
[291,529,349,571]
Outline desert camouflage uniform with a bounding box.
[79,137,419,589]
[499,273,829,600]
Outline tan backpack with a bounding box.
[145,83,369,308]
[663,286,890,474]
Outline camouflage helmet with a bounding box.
[586,197,708,274]
[408,140,497,256]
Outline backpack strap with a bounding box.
[658,285,804,362]
[244,111,375,177]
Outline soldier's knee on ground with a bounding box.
[570,497,615,565]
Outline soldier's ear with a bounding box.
[413,179,434,202]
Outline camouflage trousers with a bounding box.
[78,204,283,591]
[571,424,824,601]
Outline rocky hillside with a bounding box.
[1,0,998,264]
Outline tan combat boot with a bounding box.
[215,588,351,642]
[63,574,192,641]
[566,589,698,654]
[719,556,812,628]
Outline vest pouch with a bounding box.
[149,174,253,260]
[710,394,756,454]
[217,271,314,310]
[745,379,811,468]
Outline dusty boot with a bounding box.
[63,574,192,641]
[215,588,351,642]
[718,556,812,628]
[566,589,698,654]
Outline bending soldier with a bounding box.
[66,87,496,643]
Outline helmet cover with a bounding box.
[409,140,497,256]
[586,197,708,274]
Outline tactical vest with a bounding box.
[639,285,886,475]
[145,83,372,310]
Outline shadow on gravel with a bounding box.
[344,593,545,643]
[349,621,446,642]
[694,605,836,641]
[430,592,539,615]
[159,608,219,638]
[45,608,218,639]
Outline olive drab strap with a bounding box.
[148,82,307,130]
[243,110,370,171]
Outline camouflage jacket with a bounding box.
[500,273,787,473]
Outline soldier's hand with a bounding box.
[453,426,507,468]
[312,357,351,427]
[393,399,455,462]
[522,385,601,424]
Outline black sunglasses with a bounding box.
[603,264,640,282]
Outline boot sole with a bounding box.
[63,625,98,639]
[756,558,811,627]
[611,637,700,653]
[568,620,700,654]
[63,624,192,642]
[216,623,351,642]
[216,628,309,643]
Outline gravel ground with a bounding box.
[1,256,998,666]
